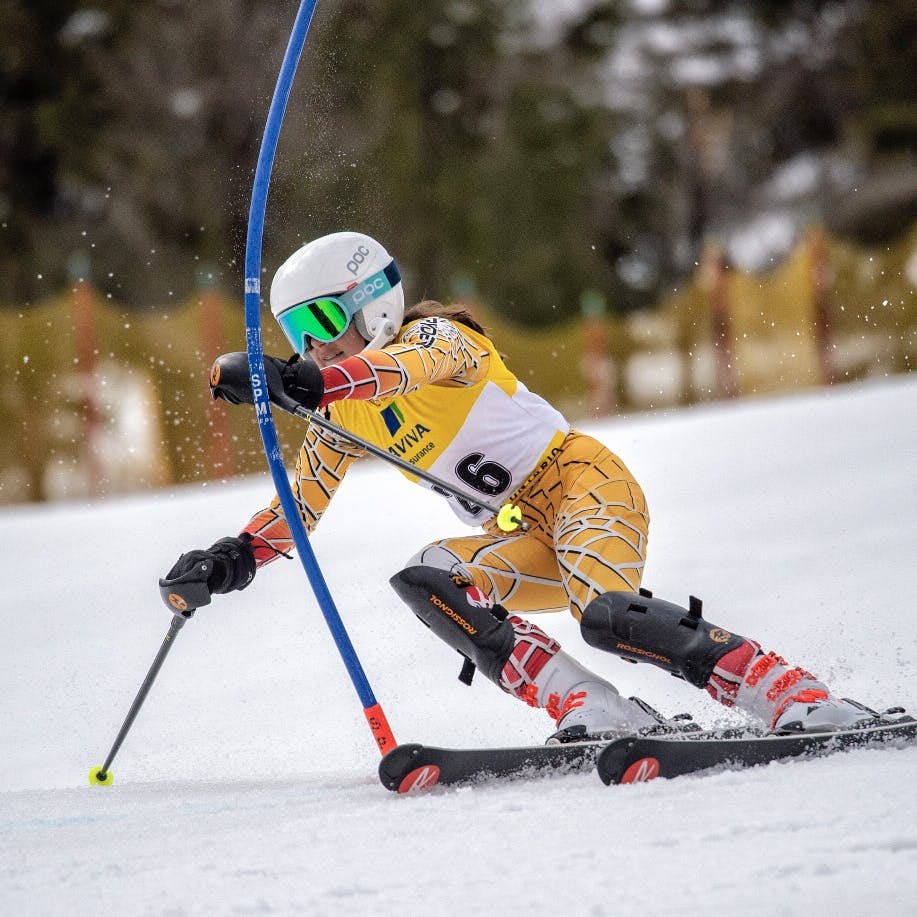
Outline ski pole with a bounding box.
[89,572,210,785]
[210,352,526,532]
[241,0,396,756]
[291,400,525,532]
[88,609,194,786]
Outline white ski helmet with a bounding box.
[270,231,404,354]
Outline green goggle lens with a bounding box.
[277,297,350,351]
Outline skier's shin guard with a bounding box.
[580,590,746,688]
[390,566,515,685]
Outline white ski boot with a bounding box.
[772,691,879,734]
[531,651,658,743]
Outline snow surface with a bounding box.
[2,376,916,916]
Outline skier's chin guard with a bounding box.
[580,590,745,688]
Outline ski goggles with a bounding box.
[276,259,401,352]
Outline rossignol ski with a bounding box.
[596,714,916,784]
[380,716,916,792]
[378,722,740,792]
[378,739,608,792]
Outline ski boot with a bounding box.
[771,692,902,734]
[546,696,700,745]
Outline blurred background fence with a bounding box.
[3,221,914,505]
[5,3,917,504]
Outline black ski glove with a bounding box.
[276,353,325,410]
[162,534,257,598]
[209,352,324,411]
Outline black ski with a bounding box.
[378,724,741,792]
[379,739,608,792]
[596,716,917,785]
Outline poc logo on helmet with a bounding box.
[346,244,371,276]
[350,276,385,306]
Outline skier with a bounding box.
[163,230,882,740]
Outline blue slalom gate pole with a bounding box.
[242,0,396,755]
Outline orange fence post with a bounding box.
[197,271,232,478]
[807,226,837,386]
[701,244,739,399]
[580,289,614,417]
[70,253,106,497]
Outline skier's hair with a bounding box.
[402,300,488,337]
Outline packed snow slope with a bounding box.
[2,376,916,916]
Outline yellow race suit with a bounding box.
[242,315,649,619]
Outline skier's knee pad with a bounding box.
[390,565,515,685]
[580,590,746,688]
